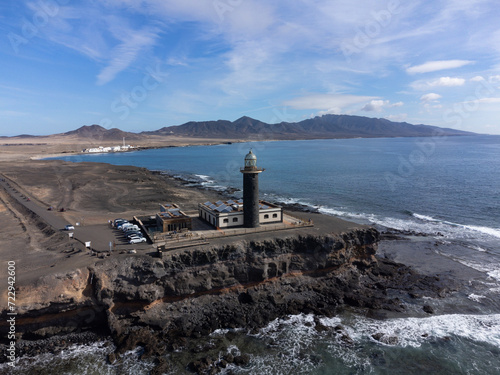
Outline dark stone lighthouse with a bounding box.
[240,150,264,228]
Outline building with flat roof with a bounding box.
[198,199,282,228]
[156,203,192,232]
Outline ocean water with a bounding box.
[7,135,498,374]
[49,135,500,253]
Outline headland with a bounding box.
[0,142,465,373]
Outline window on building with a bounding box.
[273,213,278,218]
[223,218,229,223]
[232,217,238,222]
[264,214,269,219]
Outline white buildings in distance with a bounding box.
[83,144,135,153]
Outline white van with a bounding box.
[117,222,131,230]
[123,225,140,232]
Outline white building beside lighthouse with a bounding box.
[198,150,282,228]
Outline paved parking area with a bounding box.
[73,224,152,252]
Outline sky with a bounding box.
[1,0,500,136]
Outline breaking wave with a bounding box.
[348,313,500,348]
[0,342,155,375]
[222,312,500,374]
[315,206,500,244]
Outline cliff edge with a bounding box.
[1,227,454,371]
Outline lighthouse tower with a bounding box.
[240,150,264,228]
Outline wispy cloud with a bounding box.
[429,77,466,87]
[14,3,161,85]
[421,93,442,102]
[30,5,109,60]
[0,109,29,117]
[361,100,404,112]
[411,76,466,90]
[385,113,408,122]
[96,27,160,85]
[361,100,389,112]
[4,0,500,135]
[470,75,485,82]
[489,75,500,83]
[166,57,188,66]
[465,97,500,104]
[406,60,473,74]
[218,39,275,96]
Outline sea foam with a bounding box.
[350,313,500,348]
[318,206,500,244]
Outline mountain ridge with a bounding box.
[5,114,475,139]
[142,114,474,139]
[61,124,143,140]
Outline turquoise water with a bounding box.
[9,135,498,374]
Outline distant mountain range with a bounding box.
[144,115,473,139]
[6,114,475,140]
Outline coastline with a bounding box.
[3,138,498,286]
[0,132,259,162]
[28,141,250,161]
[2,144,494,291]
[1,141,499,374]
[6,132,485,163]
[154,169,500,297]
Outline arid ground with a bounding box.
[0,136,480,312]
[0,137,362,295]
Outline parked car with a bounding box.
[129,237,147,244]
[122,224,138,230]
[117,222,132,230]
[114,218,126,225]
[128,237,144,243]
[125,231,142,238]
[64,225,75,231]
[124,229,141,235]
[123,225,140,233]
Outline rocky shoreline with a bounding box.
[0,226,460,374]
[0,161,464,374]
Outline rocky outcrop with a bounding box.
[96,229,378,340]
[1,228,455,369]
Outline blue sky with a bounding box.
[1,0,500,136]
